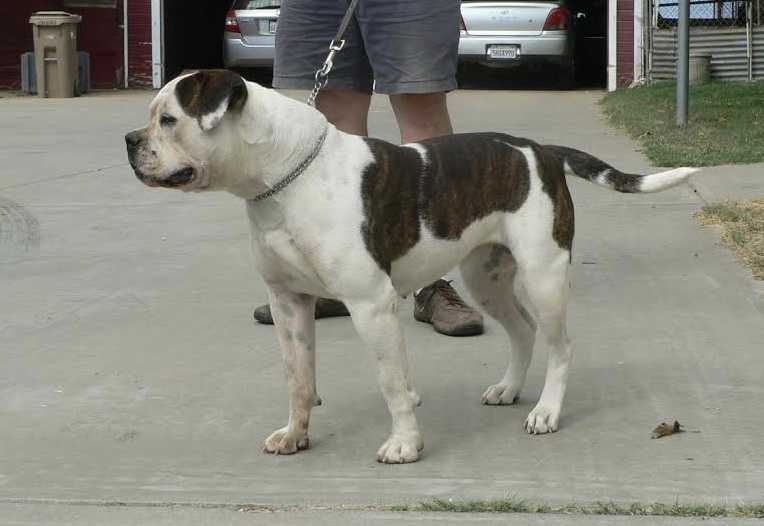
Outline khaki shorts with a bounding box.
[273,0,460,94]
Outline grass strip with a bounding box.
[601,81,764,167]
[392,497,764,518]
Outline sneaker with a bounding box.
[414,280,484,337]
[253,298,350,325]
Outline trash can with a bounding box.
[29,11,82,98]
[689,53,712,84]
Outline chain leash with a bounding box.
[307,39,346,107]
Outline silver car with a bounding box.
[223,0,280,69]
[458,1,576,86]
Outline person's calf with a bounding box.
[389,92,453,143]
[317,89,372,136]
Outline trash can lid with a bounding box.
[30,11,82,25]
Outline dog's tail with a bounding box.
[543,145,698,193]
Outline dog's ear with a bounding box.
[175,70,248,131]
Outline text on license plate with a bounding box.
[487,45,519,59]
[269,19,278,33]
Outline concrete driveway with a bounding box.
[1,87,763,523]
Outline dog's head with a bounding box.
[125,69,249,191]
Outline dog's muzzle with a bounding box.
[125,131,195,189]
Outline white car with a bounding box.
[223,0,280,69]
[458,1,576,87]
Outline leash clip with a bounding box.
[305,0,358,107]
[329,39,346,52]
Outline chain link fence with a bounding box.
[656,0,762,28]
[649,0,764,81]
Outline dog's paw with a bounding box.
[263,426,310,455]
[524,404,560,435]
[481,383,520,405]
[376,433,423,464]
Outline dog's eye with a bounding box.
[160,114,177,127]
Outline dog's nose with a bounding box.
[125,131,143,151]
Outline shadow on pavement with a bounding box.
[457,63,605,91]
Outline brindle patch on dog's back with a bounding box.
[360,133,537,274]
[419,134,531,240]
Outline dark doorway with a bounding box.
[571,0,607,87]
[163,0,231,82]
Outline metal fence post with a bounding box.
[677,0,689,126]
[747,0,754,81]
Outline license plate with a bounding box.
[487,45,519,59]
[269,19,278,33]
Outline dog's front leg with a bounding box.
[346,289,423,464]
[263,289,319,455]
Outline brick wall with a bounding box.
[127,0,153,87]
[0,1,61,88]
[617,0,635,86]
[0,0,154,89]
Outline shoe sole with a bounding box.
[434,321,484,337]
[414,314,484,337]
[253,310,350,325]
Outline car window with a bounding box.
[234,0,280,9]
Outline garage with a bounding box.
[152,0,631,90]
[1,1,642,91]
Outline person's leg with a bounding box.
[357,0,483,336]
[256,0,372,325]
[317,90,371,136]
[389,92,453,144]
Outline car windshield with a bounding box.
[235,0,280,8]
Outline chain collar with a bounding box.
[250,127,328,203]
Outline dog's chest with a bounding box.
[247,206,331,296]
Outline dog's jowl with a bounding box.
[126,70,697,464]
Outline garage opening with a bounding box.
[162,0,231,82]
[570,0,607,87]
[158,0,607,90]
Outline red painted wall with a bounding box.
[128,0,153,87]
[0,0,60,88]
[616,0,635,86]
[0,0,152,89]
[72,4,126,88]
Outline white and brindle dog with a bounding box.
[126,70,696,464]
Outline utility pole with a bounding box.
[677,0,690,126]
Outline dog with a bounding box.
[126,70,696,464]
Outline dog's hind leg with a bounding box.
[263,289,319,455]
[345,283,423,464]
[460,244,537,406]
[512,242,572,435]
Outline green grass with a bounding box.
[601,80,764,166]
[396,498,764,518]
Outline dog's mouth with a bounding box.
[134,167,195,188]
